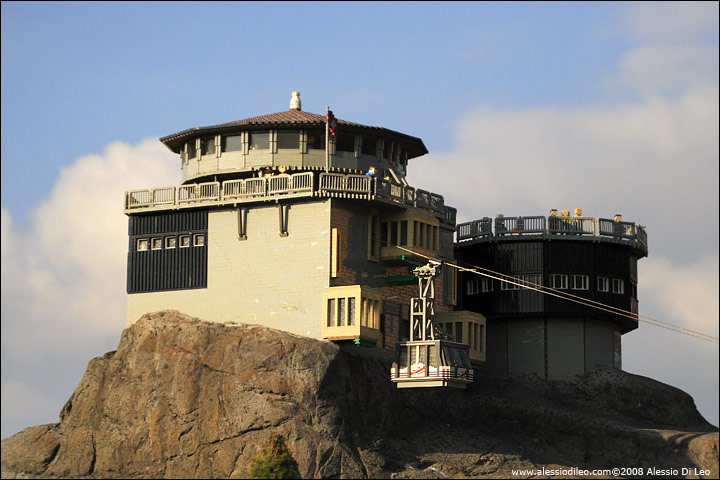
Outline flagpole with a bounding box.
[325,106,330,172]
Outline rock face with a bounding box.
[2,310,718,479]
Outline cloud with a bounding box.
[620,2,719,43]
[412,83,718,261]
[409,4,719,426]
[1,138,177,438]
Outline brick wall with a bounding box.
[329,199,454,351]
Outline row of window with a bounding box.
[184,131,408,161]
[466,275,627,295]
[439,322,485,353]
[380,220,438,251]
[136,234,205,252]
[326,296,380,329]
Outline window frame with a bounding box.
[151,237,163,250]
[612,278,625,294]
[137,238,149,252]
[572,274,589,290]
[550,274,568,289]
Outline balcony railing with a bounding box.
[124,171,456,225]
[457,215,648,252]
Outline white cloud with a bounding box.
[409,5,719,426]
[621,2,719,43]
[1,139,177,437]
[411,83,719,261]
[639,254,719,336]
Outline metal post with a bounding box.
[325,106,330,172]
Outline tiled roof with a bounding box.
[214,109,365,128]
[159,109,428,157]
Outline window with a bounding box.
[306,130,325,150]
[222,134,243,152]
[277,130,300,150]
[165,236,177,249]
[338,298,346,326]
[612,278,625,294]
[336,134,355,152]
[400,221,408,246]
[550,274,568,289]
[572,275,589,290]
[455,322,463,343]
[361,137,376,156]
[382,142,390,159]
[367,214,379,261]
[467,279,479,295]
[390,221,398,246]
[151,238,162,250]
[501,279,520,290]
[380,222,388,247]
[201,137,215,155]
[481,278,493,292]
[348,297,356,326]
[597,276,610,292]
[193,234,205,247]
[249,131,269,150]
[187,140,197,159]
[323,286,381,333]
[180,235,191,248]
[137,239,148,251]
[522,274,542,287]
[327,299,335,327]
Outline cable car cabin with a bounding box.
[389,260,474,389]
[391,339,473,388]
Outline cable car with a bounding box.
[390,261,473,389]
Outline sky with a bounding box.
[1,1,718,438]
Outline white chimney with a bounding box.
[289,91,301,110]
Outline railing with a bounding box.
[178,182,220,203]
[319,173,373,195]
[547,216,595,235]
[457,218,492,239]
[457,214,648,252]
[124,172,457,226]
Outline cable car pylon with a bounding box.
[390,260,474,388]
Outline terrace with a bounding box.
[124,171,457,226]
[457,215,648,257]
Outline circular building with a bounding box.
[455,211,648,380]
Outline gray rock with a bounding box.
[2,311,717,478]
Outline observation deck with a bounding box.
[457,215,648,258]
[124,169,457,226]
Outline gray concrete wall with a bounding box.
[483,319,508,375]
[585,319,615,371]
[507,319,545,377]
[547,318,585,380]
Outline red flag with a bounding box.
[326,110,338,136]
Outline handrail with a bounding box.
[124,173,456,225]
[457,214,647,251]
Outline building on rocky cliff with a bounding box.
[455,210,648,380]
[124,92,486,365]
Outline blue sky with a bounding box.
[2,2,718,438]
[2,1,637,218]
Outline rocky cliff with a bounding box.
[2,311,718,478]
